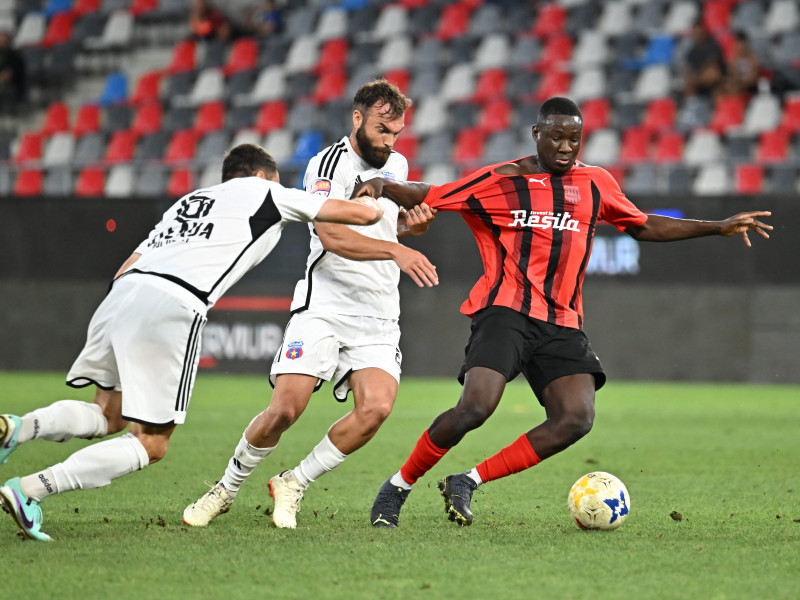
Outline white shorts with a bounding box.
[270,311,402,401]
[66,274,208,427]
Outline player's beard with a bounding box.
[355,124,391,169]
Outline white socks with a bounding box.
[389,471,413,490]
[20,433,149,501]
[293,434,347,488]
[220,434,275,495]
[19,400,108,444]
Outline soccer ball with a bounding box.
[567,471,630,530]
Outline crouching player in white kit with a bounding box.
[184,79,438,529]
[0,144,383,541]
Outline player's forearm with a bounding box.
[626,215,721,242]
[380,181,432,210]
[317,224,402,261]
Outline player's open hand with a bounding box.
[400,203,438,236]
[720,211,772,247]
[393,245,438,287]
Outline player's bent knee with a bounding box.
[456,405,492,432]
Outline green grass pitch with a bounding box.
[1,372,798,600]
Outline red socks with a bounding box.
[476,434,541,484]
[399,429,449,484]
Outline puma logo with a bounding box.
[528,177,547,187]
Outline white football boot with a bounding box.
[268,470,304,529]
[183,481,234,527]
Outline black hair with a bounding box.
[221,144,278,182]
[537,97,583,125]
[353,78,412,119]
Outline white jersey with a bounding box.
[291,136,408,319]
[128,177,327,309]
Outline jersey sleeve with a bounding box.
[423,166,494,211]
[272,184,327,223]
[304,155,349,200]
[594,168,648,232]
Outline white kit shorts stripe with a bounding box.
[67,274,208,426]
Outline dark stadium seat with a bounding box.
[162,105,195,133]
[134,164,167,197]
[135,130,169,161]
[194,131,229,166]
[73,132,106,164]
[765,164,799,193]
[102,104,132,133]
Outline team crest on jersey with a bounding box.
[286,340,304,360]
[381,171,396,181]
[564,185,581,204]
[310,179,332,198]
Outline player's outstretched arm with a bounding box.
[625,211,772,247]
[353,178,432,210]
[315,196,383,226]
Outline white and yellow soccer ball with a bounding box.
[567,471,630,530]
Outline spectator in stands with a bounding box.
[245,0,283,38]
[0,30,25,112]
[723,33,760,96]
[681,20,726,99]
[189,0,233,42]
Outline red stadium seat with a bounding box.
[392,133,418,162]
[709,94,746,133]
[130,71,163,106]
[477,99,512,134]
[619,126,651,164]
[164,130,198,164]
[41,102,70,136]
[73,0,100,15]
[472,68,507,103]
[734,164,764,194]
[534,70,571,102]
[580,98,610,135]
[225,37,259,76]
[130,0,158,17]
[604,166,626,188]
[531,3,566,39]
[535,35,573,71]
[14,169,43,196]
[383,69,410,94]
[702,0,732,33]
[642,97,676,133]
[255,100,287,134]
[167,40,196,74]
[653,131,684,163]
[452,127,485,167]
[434,2,472,41]
[194,101,225,134]
[167,168,194,197]
[75,167,106,196]
[314,38,348,74]
[779,96,800,134]
[42,12,75,48]
[14,132,44,164]
[131,102,163,136]
[311,69,347,104]
[73,103,101,137]
[104,130,137,163]
[407,166,423,182]
[756,129,789,163]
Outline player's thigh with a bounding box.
[458,306,529,385]
[334,316,401,402]
[270,311,340,386]
[348,368,399,416]
[269,373,318,420]
[67,291,125,390]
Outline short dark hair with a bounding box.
[221,144,278,182]
[538,97,582,125]
[353,78,412,119]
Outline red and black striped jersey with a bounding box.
[425,158,648,329]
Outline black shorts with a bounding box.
[457,306,606,402]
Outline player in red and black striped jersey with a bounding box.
[363,96,772,528]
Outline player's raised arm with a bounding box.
[353,178,432,210]
[315,196,383,226]
[625,211,772,247]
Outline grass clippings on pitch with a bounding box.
[1,373,798,600]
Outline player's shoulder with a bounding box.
[306,138,350,180]
[571,161,618,184]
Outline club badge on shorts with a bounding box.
[286,340,304,360]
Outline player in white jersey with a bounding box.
[184,79,438,529]
[0,144,383,541]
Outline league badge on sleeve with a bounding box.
[286,341,304,360]
[310,179,332,198]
